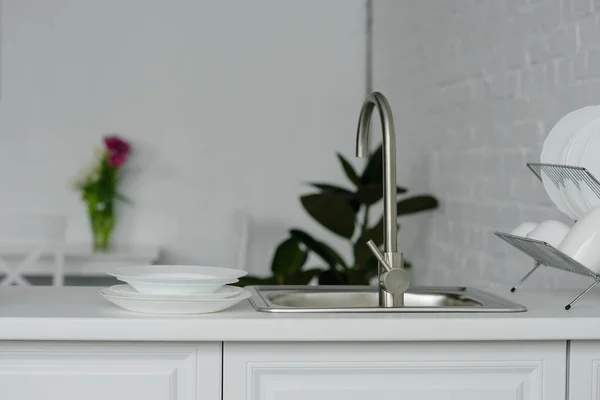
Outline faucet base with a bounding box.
[378,252,409,307]
[379,289,404,307]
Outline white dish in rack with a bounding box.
[100,288,251,314]
[108,284,244,300]
[580,128,600,210]
[563,116,600,217]
[541,106,600,218]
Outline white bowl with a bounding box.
[100,288,251,314]
[510,222,538,237]
[526,220,570,248]
[108,284,244,300]
[119,277,238,295]
[558,206,600,273]
[108,265,247,283]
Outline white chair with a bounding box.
[0,215,67,286]
[232,210,289,277]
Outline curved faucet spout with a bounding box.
[355,92,398,253]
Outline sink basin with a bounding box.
[247,286,526,313]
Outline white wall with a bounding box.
[373,0,600,289]
[0,0,366,274]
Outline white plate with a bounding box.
[580,128,600,210]
[108,265,247,283]
[564,116,600,217]
[116,276,238,295]
[560,118,586,218]
[100,288,251,314]
[108,284,244,300]
[541,106,600,218]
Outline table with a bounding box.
[0,244,160,284]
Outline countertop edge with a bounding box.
[0,317,598,342]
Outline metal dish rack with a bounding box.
[494,163,600,310]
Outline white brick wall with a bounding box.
[373,0,600,290]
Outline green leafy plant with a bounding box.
[239,144,438,286]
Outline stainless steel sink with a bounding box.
[247,286,527,313]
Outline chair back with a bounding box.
[0,215,67,286]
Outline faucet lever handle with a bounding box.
[367,240,410,296]
[381,268,410,295]
[366,240,392,272]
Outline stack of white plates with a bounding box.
[101,265,250,314]
[541,106,600,219]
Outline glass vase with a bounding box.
[87,199,114,252]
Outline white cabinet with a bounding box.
[0,342,221,400]
[569,341,600,399]
[0,340,575,399]
[223,342,566,400]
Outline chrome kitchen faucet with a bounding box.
[356,92,410,307]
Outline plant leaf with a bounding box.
[309,183,360,212]
[309,183,354,196]
[353,217,385,267]
[397,195,439,216]
[360,144,383,185]
[363,257,380,281]
[318,269,348,285]
[337,153,361,187]
[352,244,371,270]
[270,237,306,277]
[353,194,436,266]
[285,268,322,285]
[355,185,408,206]
[366,217,386,247]
[345,256,387,285]
[300,193,356,239]
[353,218,401,269]
[345,258,378,285]
[356,184,384,205]
[114,192,132,204]
[289,229,348,269]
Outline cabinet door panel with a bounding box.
[0,342,221,400]
[224,342,566,400]
[569,341,600,399]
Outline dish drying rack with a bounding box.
[494,163,600,310]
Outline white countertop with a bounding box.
[2,286,600,342]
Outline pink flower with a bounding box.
[103,135,131,167]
